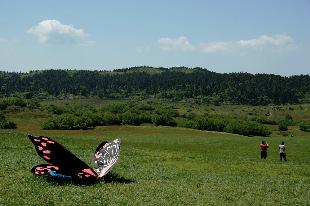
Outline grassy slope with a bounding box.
[1,125,310,205]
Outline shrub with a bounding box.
[42,119,57,130]
[0,113,17,129]
[192,117,226,132]
[136,104,155,111]
[46,104,64,115]
[103,102,128,114]
[152,114,176,126]
[284,114,293,125]
[224,120,271,137]
[176,118,194,128]
[253,117,277,125]
[278,120,289,131]
[154,106,178,117]
[4,97,27,107]
[97,112,121,125]
[0,120,17,129]
[121,111,152,125]
[26,100,40,109]
[138,113,153,124]
[0,97,40,110]
[0,102,7,110]
[42,114,93,130]
[121,112,142,125]
[5,121,17,129]
[300,121,310,132]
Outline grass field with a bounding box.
[1,125,310,205]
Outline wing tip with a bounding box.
[28,134,35,141]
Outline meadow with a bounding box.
[1,124,310,205]
[1,99,310,205]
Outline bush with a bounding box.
[300,121,310,132]
[0,99,8,110]
[121,112,142,125]
[0,121,17,129]
[152,114,177,126]
[26,100,40,109]
[102,102,128,114]
[138,113,153,124]
[46,104,64,115]
[136,104,155,111]
[176,118,194,128]
[192,117,226,132]
[4,97,27,107]
[0,102,7,110]
[97,112,121,125]
[0,113,17,129]
[154,106,178,117]
[278,120,289,131]
[253,117,277,125]
[42,114,94,130]
[0,97,40,110]
[5,121,17,129]
[224,120,271,137]
[284,114,293,125]
[121,111,152,125]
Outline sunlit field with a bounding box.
[1,125,309,205]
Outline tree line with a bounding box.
[0,67,309,105]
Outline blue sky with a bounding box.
[0,0,309,75]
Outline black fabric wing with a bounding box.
[28,135,98,181]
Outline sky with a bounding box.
[0,0,309,76]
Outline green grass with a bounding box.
[1,99,310,205]
[1,126,310,205]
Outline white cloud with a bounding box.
[28,20,89,44]
[238,34,293,47]
[158,36,195,52]
[159,34,293,54]
[198,41,236,53]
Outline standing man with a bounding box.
[279,141,287,161]
[260,141,269,159]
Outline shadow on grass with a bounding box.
[39,172,135,186]
[102,172,135,184]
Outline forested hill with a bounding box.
[0,67,309,105]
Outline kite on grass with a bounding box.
[28,135,121,182]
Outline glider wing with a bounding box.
[28,135,97,181]
[94,139,121,177]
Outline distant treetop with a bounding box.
[0,66,309,105]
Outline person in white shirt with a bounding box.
[279,141,287,161]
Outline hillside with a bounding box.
[0,67,309,105]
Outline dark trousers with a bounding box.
[261,151,267,159]
[280,153,287,161]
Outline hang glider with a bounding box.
[28,135,121,182]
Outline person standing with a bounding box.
[279,141,287,161]
[260,141,269,159]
